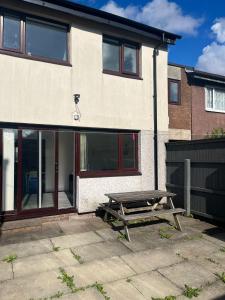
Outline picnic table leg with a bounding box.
[168,197,183,232]
[104,199,112,222]
[120,203,131,242]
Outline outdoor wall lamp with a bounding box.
[73,94,81,121]
[74,94,80,104]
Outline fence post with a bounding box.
[184,159,191,216]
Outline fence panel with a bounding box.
[166,138,225,221]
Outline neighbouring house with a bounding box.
[168,62,225,141]
[0,0,180,222]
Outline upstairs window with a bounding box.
[206,87,225,113]
[0,9,69,64]
[168,79,181,104]
[103,36,140,78]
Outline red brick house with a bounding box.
[168,63,225,140]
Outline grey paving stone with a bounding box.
[0,239,52,260]
[170,238,219,259]
[51,231,103,249]
[13,252,71,278]
[202,232,225,248]
[131,271,182,298]
[104,279,146,300]
[121,248,183,273]
[71,240,131,263]
[0,269,69,300]
[60,288,104,299]
[65,256,135,286]
[0,261,13,282]
[53,249,80,266]
[95,228,119,241]
[58,220,94,235]
[158,261,217,289]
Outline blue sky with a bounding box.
[71,0,225,75]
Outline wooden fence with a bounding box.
[166,138,225,221]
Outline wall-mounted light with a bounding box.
[74,94,80,104]
[73,94,81,121]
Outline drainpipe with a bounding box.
[153,33,165,190]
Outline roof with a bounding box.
[169,62,225,84]
[22,0,181,43]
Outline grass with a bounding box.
[117,232,127,240]
[159,231,172,239]
[183,285,201,298]
[151,296,176,300]
[70,250,84,264]
[3,254,17,263]
[216,272,225,283]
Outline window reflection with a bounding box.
[3,15,20,50]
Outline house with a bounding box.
[0,0,179,222]
[168,62,225,140]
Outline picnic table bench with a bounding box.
[101,190,185,241]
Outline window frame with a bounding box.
[0,8,71,66]
[103,35,141,79]
[77,132,140,178]
[168,78,181,105]
[205,86,225,114]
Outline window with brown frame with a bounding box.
[78,132,139,177]
[0,9,69,65]
[168,79,181,104]
[103,36,140,78]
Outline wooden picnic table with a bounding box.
[101,190,185,241]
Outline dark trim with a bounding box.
[0,7,71,66]
[79,171,142,178]
[168,78,181,105]
[103,70,143,80]
[25,0,180,41]
[55,131,58,210]
[0,129,2,221]
[103,35,141,78]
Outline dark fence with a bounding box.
[166,138,225,221]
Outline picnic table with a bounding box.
[101,190,185,241]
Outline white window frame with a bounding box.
[205,86,225,114]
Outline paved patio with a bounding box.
[0,214,225,300]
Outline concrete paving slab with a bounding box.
[95,228,119,241]
[0,239,52,260]
[54,249,80,266]
[0,269,69,300]
[170,238,219,259]
[0,261,13,282]
[71,240,131,263]
[158,261,217,289]
[131,271,182,298]
[202,232,225,248]
[121,248,183,273]
[104,279,146,300]
[58,220,94,235]
[87,218,111,230]
[65,256,135,286]
[60,288,104,299]
[13,252,67,278]
[51,231,103,249]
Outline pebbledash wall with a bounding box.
[0,0,169,213]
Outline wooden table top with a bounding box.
[105,190,176,203]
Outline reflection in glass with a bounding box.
[2,129,18,211]
[103,38,120,72]
[124,45,137,73]
[169,81,179,103]
[123,134,136,169]
[26,18,68,61]
[3,15,20,50]
[80,133,118,171]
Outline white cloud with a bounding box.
[196,18,225,75]
[101,0,202,35]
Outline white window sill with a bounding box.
[205,108,225,114]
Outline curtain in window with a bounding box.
[80,133,87,171]
[206,88,213,109]
[214,89,225,111]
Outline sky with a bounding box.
[70,0,225,75]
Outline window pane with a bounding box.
[26,18,68,61]
[124,45,137,73]
[123,134,136,169]
[206,88,213,109]
[103,38,120,72]
[214,89,225,111]
[169,81,179,103]
[80,133,118,171]
[3,15,20,50]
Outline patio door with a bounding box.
[19,129,57,212]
